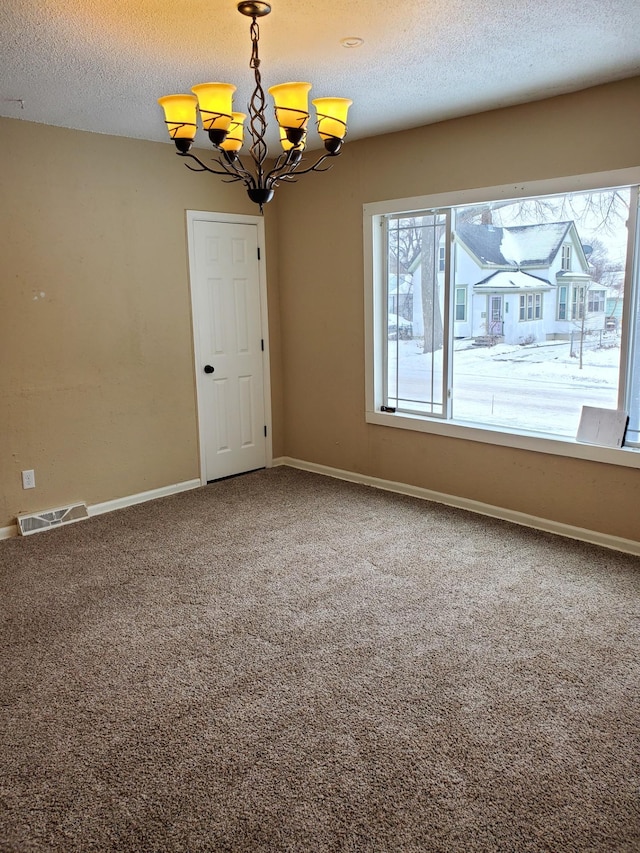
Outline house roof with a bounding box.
[456,221,574,267]
[473,271,553,292]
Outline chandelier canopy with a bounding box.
[158,1,353,211]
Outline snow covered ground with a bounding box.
[388,336,621,437]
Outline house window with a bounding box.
[560,284,597,320]
[455,287,467,321]
[519,293,543,321]
[558,286,568,320]
[366,178,640,455]
[561,244,572,270]
[571,285,586,320]
[519,295,527,320]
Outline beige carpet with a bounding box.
[1,466,639,852]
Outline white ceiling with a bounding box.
[2,0,640,151]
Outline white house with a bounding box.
[448,221,607,344]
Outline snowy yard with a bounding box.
[388,337,621,436]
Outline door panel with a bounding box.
[192,219,267,481]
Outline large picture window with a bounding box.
[366,175,640,460]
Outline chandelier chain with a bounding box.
[250,19,261,70]
[247,16,268,183]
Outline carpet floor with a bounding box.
[1,466,639,852]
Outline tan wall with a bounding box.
[275,77,640,542]
[0,118,283,529]
[3,78,639,541]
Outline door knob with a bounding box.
[204,365,215,374]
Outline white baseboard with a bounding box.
[1,524,18,541]
[272,456,640,556]
[1,479,202,540]
[4,463,637,556]
[89,479,201,517]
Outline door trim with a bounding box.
[186,210,273,485]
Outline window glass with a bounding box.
[380,185,636,442]
[386,212,449,416]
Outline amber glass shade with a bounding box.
[191,83,236,131]
[279,125,307,152]
[312,97,352,141]
[220,113,246,152]
[268,82,312,131]
[157,94,198,140]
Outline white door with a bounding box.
[189,216,269,482]
[489,295,503,336]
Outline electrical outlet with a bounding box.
[22,469,36,489]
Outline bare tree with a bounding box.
[457,190,629,232]
[568,238,625,369]
[419,222,443,353]
[388,215,445,353]
[585,238,625,290]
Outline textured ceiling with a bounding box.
[1,0,640,151]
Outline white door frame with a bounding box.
[186,210,273,485]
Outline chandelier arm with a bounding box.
[276,166,331,185]
[179,152,246,182]
[263,150,299,187]
[281,150,337,178]
[268,163,334,188]
[217,152,259,188]
[262,149,337,189]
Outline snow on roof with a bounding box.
[555,270,591,280]
[457,221,573,267]
[473,270,552,292]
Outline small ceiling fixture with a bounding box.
[158,1,352,211]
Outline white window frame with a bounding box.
[363,167,640,470]
[571,285,587,320]
[519,294,527,321]
[562,244,572,271]
[557,285,568,320]
[519,293,543,322]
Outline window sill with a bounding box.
[365,409,640,470]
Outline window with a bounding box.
[559,283,600,320]
[519,293,543,321]
[558,285,568,320]
[365,175,640,460]
[519,295,527,320]
[385,211,448,416]
[455,287,467,321]
[571,285,586,320]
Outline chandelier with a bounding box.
[158,1,352,211]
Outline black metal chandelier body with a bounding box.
[158,2,352,211]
